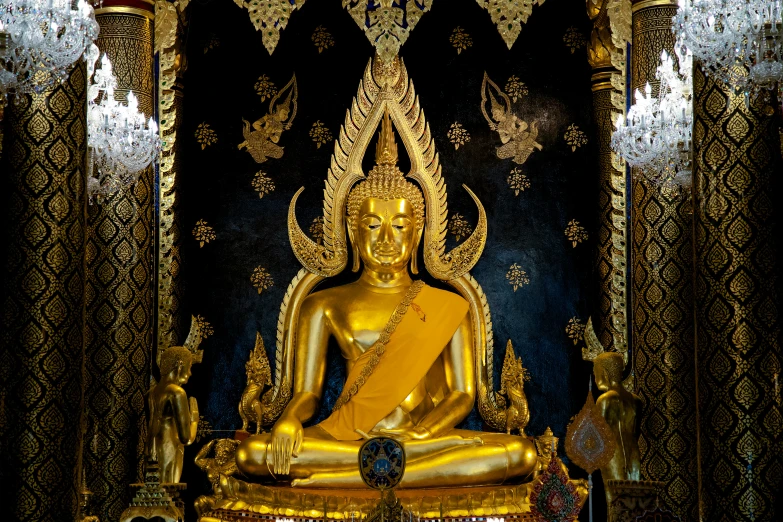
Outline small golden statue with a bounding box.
[238,333,272,434]
[593,352,641,481]
[194,439,240,516]
[147,317,203,483]
[499,339,530,436]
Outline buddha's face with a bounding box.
[353,197,420,274]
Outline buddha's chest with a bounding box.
[327,295,408,358]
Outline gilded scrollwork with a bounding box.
[233,0,306,55]
[476,0,543,49]
[239,75,298,164]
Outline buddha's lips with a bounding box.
[373,246,400,257]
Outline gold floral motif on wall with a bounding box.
[194,315,215,339]
[505,75,528,102]
[477,0,543,49]
[507,168,530,195]
[239,74,297,163]
[448,213,471,241]
[252,171,275,198]
[450,26,472,54]
[506,263,530,291]
[309,120,333,148]
[564,219,588,247]
[254,75,277,102]
[309,216,324,245]
[233,0,306,54]
[195,122,217,149]
[311,25,334,53]
[563,26,586,54]
[481,73,542,164]
[250,266,274,294]
[447,122,470,149]
[565,317,585,345]
[195,416,213,443]
[564,124,587,152]
[192,219,216,247]
[203,32,220,54]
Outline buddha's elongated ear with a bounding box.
[410,227,424,275]
[347,223,361,272]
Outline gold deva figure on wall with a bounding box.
[232,56,544,489]
[593,352,641,481]
[481,72,542,165]
[239,74,298,163]
[147,317,203,483]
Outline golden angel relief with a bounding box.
[481,72,542,165]
[238,74,298,164]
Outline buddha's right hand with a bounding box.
[270,415,303,475]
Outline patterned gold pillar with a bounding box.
[83,2,155,521]
[630,1,699,519]
[693,68,783,521]
[0,64,88,521]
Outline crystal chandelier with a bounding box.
[0,0,99,99]
[611,47,694,186]
[673,0,782,91]
[86,46,160,202]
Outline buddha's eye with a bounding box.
[367,223,381,230]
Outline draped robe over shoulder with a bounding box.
[318,284,469,441]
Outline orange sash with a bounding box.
[318,284,469,441]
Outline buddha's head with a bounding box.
[346,110,425,275]
[593,352,624,391]
[160,346,194,384]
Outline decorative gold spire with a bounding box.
[375,109,398,166]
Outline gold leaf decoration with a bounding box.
[192,219,216,247]
[240,75,297,163]
[564,219,588,247]
[505,75,528,102]
[343,0,432,65]
[311,25,335,53]
[448,213,471,241]
[254,75,278,102]
[203,32,220,54]
[449,26,473,54]
[564,124,587,152]
[476,0,543,49]
[507,168,530,195]
[309,216,324,245]
[565,317,585,345]
[195,122,217,150]
[250,266,274,294]
[195,416,213,443]
[563,26,586,54]
[194,315,215,339]
[309,120,333,148]
[506,263,530,291]
[154,0,178,53]
[235,0,306,55]
[481,73,542,164]
[252,171,275,198]
[565,391,616,474]
[447,122,470,149]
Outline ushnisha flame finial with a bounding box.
[375,109,398,166]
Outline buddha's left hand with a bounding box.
[379,426,431,441]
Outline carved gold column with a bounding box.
[0,64,88,521]
[629,0,699,518]
[693,68,783,520]
[588,0,629,353]
[83,1,155,521]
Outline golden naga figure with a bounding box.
[147,317,203,483]
[593,352,642,481]
[234,56,540,489]
[238,333,272,434]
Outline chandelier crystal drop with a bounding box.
[673,0,783,91]
[86,46,160,202]
[0,0,99,99]
[611,46,694,186]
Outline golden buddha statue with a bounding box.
[147,320,203,483]
[236,108,537,488]
[593,352,641,481]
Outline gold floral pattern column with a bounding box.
[629,0,698,518]
[693,67,783,521]
[0,64,88,522]
[84,2,155,521]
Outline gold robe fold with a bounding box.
[318,284,469,441]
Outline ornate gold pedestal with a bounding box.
[605,480,662,522]
[198,475,588,521]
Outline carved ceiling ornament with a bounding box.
[343,0,433,64]
[233,0,306,55]
[476,0,545,49]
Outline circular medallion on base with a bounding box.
[358,437,405,490]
